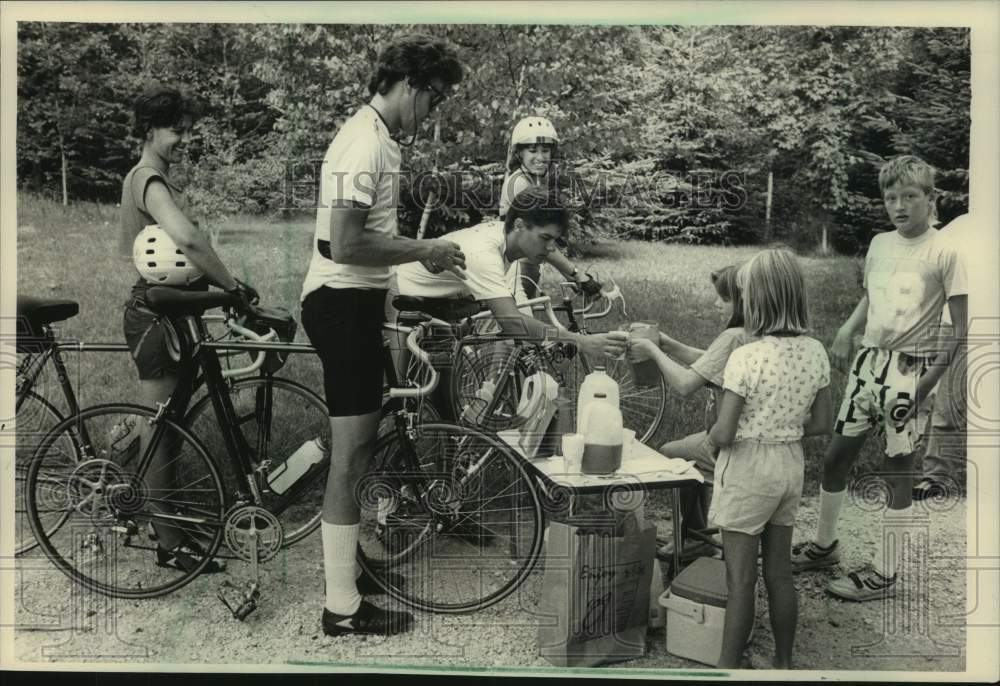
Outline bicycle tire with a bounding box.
[24,403,227,599]
[586,356,666,445]
[448,340,527,433]
[450,340,666,444]
[357,421,545,614]
[184,377,330,547]
[15,390,80,555]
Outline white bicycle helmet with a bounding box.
[132,224,204,286]
[510,116,559,148]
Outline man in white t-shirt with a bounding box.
[300,34,465,638]
[393,185,627,366]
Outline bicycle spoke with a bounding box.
[358,422,543,613]
[24,405,226,599]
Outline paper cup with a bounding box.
[562,433,585,473]
[622,428,637,460]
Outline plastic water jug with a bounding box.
[268,436,328,494]
[581,393,623,474]
[576,367,620,434]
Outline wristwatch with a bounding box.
[570,267,581,281]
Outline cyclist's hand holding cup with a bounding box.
[577,331,628,360]
[424,240,467,280]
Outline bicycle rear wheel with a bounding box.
[357,421,544,614]
[184,376,330,547]
[15,390,81,555]
[24,404,227,599]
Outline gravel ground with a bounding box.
[12,493,967,674]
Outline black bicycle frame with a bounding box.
[19,330,96,450]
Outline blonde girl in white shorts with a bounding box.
[708,249,832,669]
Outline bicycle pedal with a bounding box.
[111,520,140,537]
[217,581,261,621]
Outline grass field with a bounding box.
[15,192,886,495]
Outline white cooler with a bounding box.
[658,557,754,666]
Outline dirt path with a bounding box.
[12,494,966,673]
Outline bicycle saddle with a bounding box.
[16,296,79,344]
[392,295,485,323]
[145,286,239,317]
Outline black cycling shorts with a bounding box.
[123,300,181,380]
[301,286,387,417]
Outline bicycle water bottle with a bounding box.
[108,416,138,457]
[576,367,620,434]
[268,436,329,495]
[460,378,497,424]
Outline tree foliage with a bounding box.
[16,23,970,253]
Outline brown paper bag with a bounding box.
[537,514,656,667]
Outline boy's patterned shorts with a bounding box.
[834,346,933,458]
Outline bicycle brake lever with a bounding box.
[600,279,628,318]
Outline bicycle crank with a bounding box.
[217,505,283,621]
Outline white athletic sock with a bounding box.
[321,522,362,616]
[815,487,847,548]
[873,505,913,579]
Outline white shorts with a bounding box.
[834,347,932,458]
[709,440,804,536]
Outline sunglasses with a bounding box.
[424,83,448,110]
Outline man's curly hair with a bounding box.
[368,33,462,96]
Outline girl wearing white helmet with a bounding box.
[499,115,600,298]
[120,85,255,574]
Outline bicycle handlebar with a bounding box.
[220,319,277,378]
[385,322,439,399]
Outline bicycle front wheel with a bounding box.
[184,377,330,547]
[24,404,227,599]
[357,422,544,614]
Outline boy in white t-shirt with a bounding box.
[791,156,968,602]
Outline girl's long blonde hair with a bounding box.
[738,249,809,336]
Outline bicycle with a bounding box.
[25,286,545,618]
[13,293,330,552]
[394,276,667,444]
[14,296,90,555]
